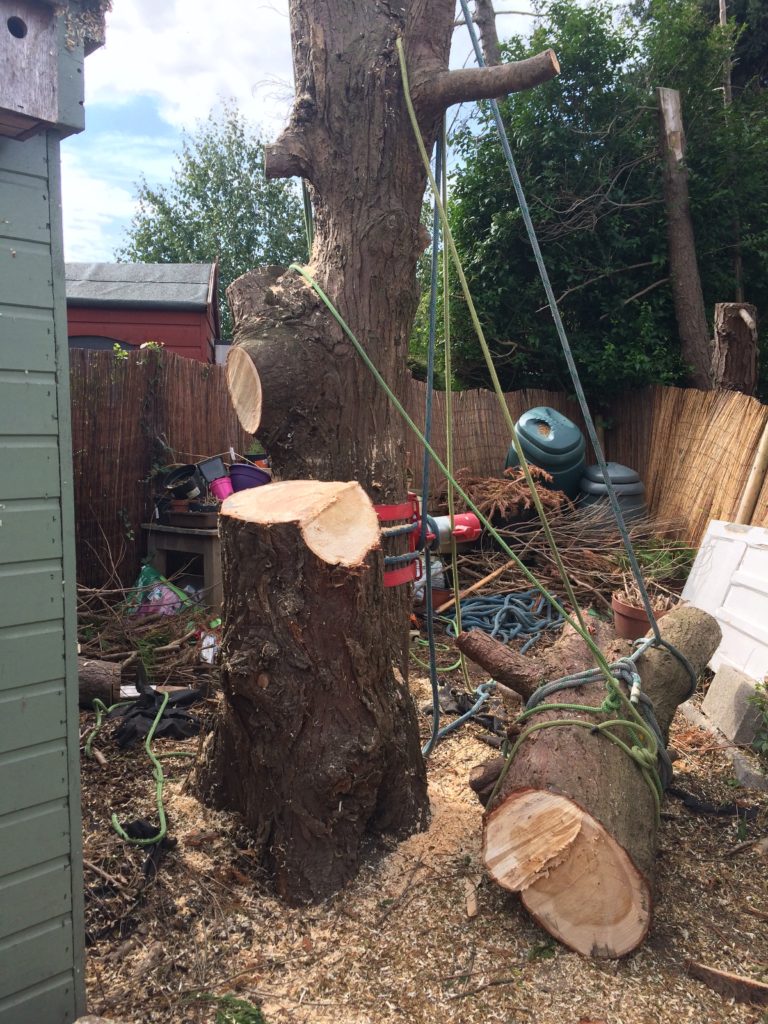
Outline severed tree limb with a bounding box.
[414,50,560,116]
[264,131,313,181]
[457,620,616,701]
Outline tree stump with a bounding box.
[195,480,428,903]
[712,301,758,395]
[469,606,720,957]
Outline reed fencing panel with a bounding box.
[70,349,250,587]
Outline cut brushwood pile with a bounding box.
[445,506,693,613]
[462,606,721,957]
[452,466,572,521]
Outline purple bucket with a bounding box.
[230,463,271,492]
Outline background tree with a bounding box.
[438,0,768,401]
[118,106,306,339]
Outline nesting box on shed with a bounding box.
[0,0,101,140]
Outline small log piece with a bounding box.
[194,480,428,904]
[78,657,122,708]
[480,606,720,958]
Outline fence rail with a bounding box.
[70,350,768,587]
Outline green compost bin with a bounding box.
[504,406,587,499]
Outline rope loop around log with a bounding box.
[488,657,676,818]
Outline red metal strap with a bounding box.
[374,500,417,522]
[383,562,419,587]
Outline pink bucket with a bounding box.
[210,476,234,500]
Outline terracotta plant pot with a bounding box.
[611,593,667,641]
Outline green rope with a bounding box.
[410,636,461,673]
[85,692,194,848]
[287,261,614,683]
[396,37,588,640]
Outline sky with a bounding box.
[61,1,540,263]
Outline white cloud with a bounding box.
[61,133,178,260]
[84,0,295,136]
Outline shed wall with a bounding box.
[0,132,85,1022]
[68,305,215,362]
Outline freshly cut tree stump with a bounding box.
[475,606,720,957]
[195,480,428,904]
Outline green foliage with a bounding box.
[748,682,768,761]
[193,993,267,1024]
[441,0,768,402]
[118,105,306,339]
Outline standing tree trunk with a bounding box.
[657,87,712,389]
[197,1,559,899]
[712,302,758,394]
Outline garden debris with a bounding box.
[453,465,571,522]
[110,682,203,748]
[686,960,768,1005]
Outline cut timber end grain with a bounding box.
[226,344,263,433]
[222,480,379,566]
[484,789,651,958]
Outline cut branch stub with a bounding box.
[415,49,560,117]
[221,479,380,567]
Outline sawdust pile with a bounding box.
[82,677,768,1024]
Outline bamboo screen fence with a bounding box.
[69,349,250,587]
[69,349,768,587]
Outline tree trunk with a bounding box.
[469,606,721,957]
[195,480,429,903]
[200,0,559,894]
[712,302,758,394]
[78,657,121,708]
[657,87,712,389]
[473,0,502,67]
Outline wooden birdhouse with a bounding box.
[0,0,103,139]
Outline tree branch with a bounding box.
[473,0,502,66]
[416,49,559,116]
[264,130,312,180]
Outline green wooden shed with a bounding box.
[0,2,106,1021]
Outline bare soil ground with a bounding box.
[82,675,768,1024]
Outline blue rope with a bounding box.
[420,138,444,758]
[443,589,563,653]
[457,0,662,644]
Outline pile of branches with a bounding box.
[454,505,693,614]
[77,584,218,690]
[452,466,572,522]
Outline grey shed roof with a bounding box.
[65,262,217,312]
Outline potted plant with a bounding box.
[611,576,678,641]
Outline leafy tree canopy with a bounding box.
[118,105,306,339]
[421,0,768,402]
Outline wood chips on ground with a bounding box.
[82,676,768,1024]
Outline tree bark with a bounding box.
[195,481,428,903]
[712,302,758,394]
[473,606,721,957]
[473,0,502,67]
[657,87,712,389]
[78,657,121,708]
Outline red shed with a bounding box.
[65,262,220,363]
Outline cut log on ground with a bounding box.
[470,606,720,957]
[78,657,121,708]
[457,619,616,701]
[194,480,428,904]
